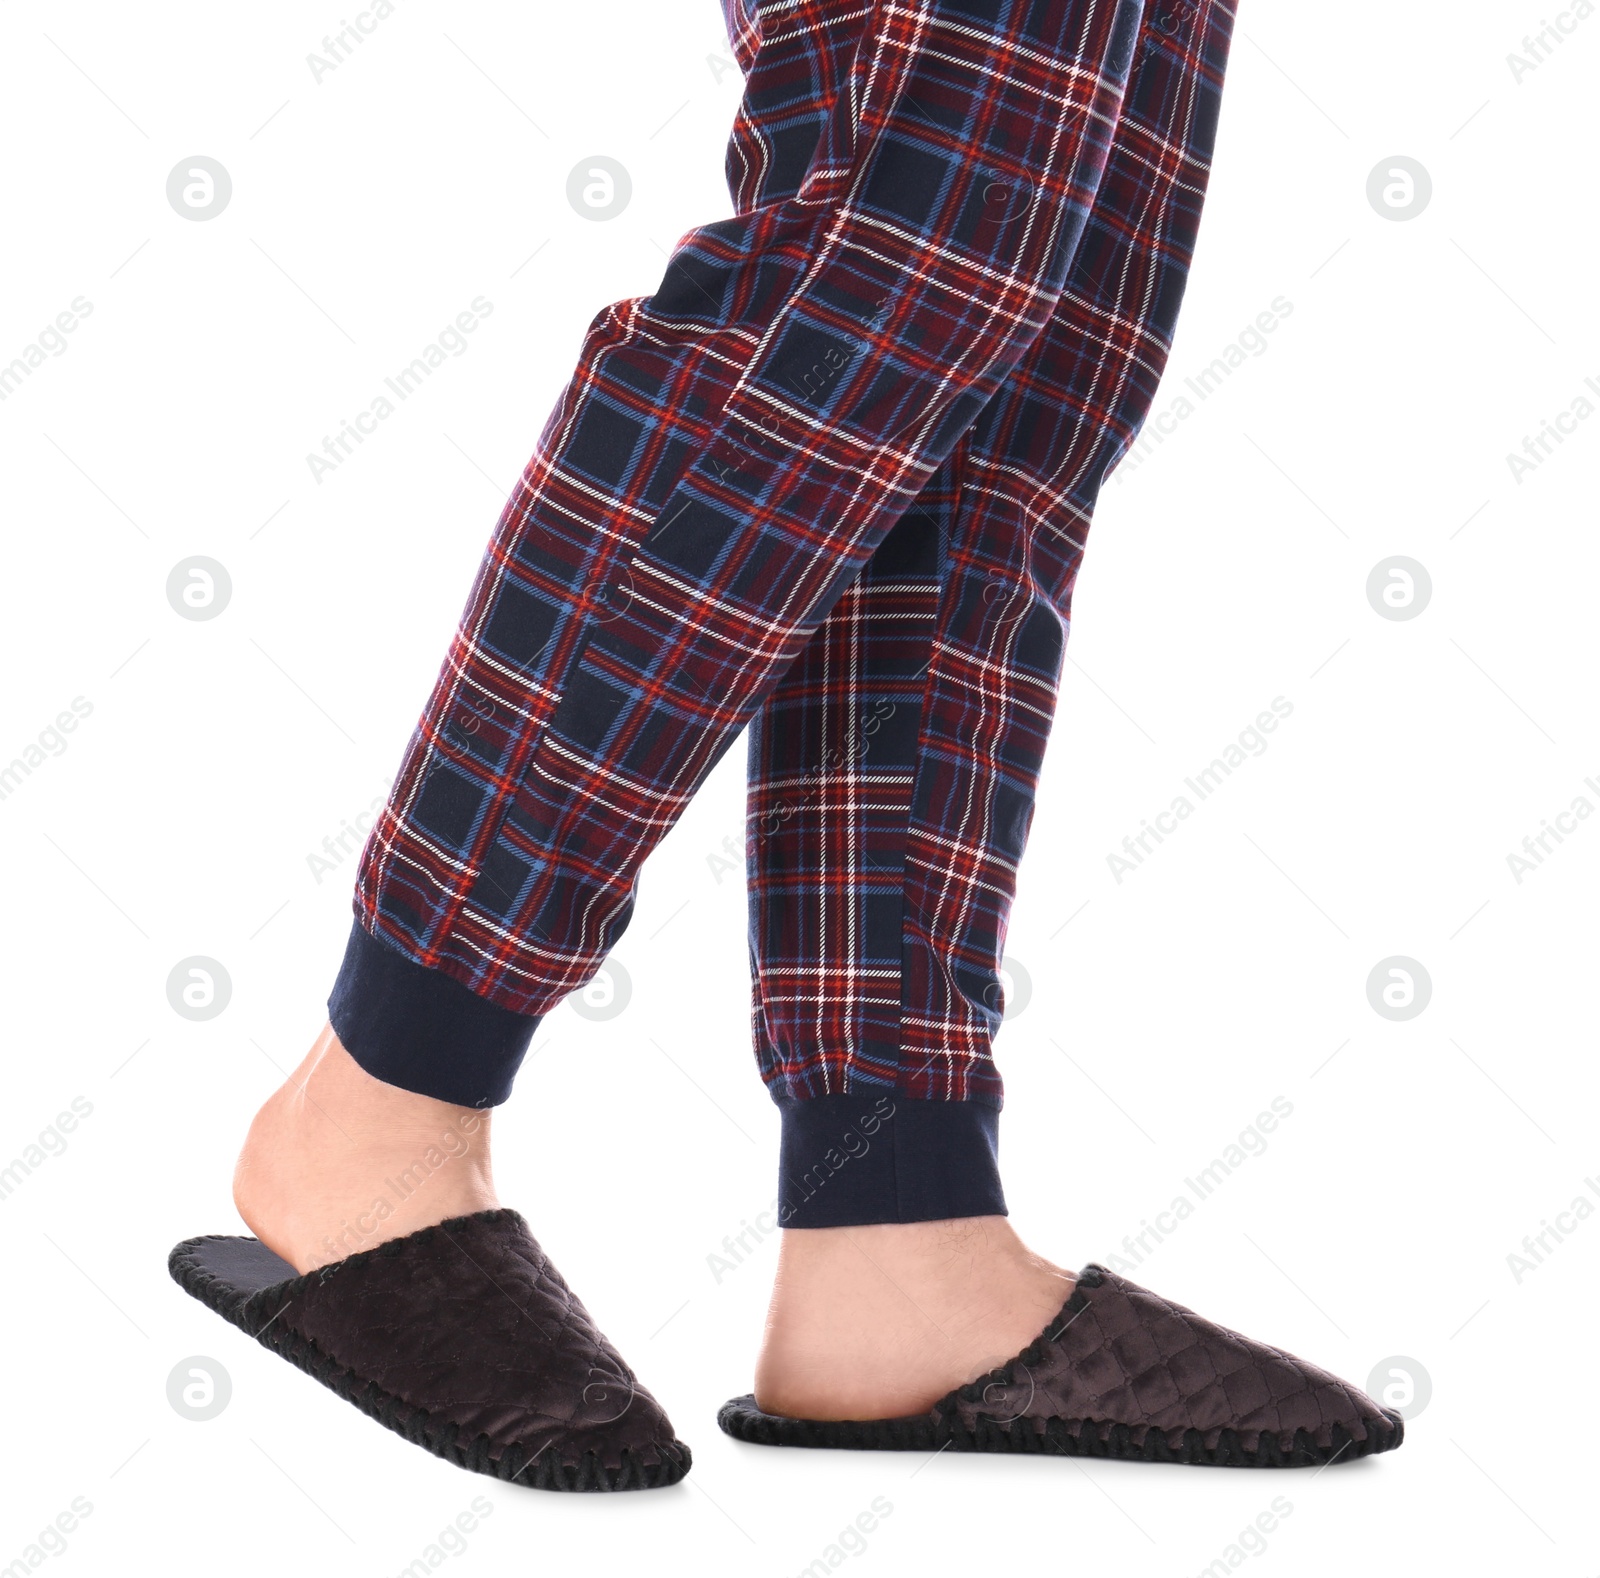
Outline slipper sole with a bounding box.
[170,1233,691,1492]
[717,1393,1404,1468]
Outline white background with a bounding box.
[2,0,1596,1573]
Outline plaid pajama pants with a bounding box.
[328,0,1236,1226]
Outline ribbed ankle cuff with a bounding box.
[327,917,540,1107]
[774,1091,1006,1228]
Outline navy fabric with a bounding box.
[330,919,537,1108]
[776,1093,1005,1228]
[331,0,1237,1223]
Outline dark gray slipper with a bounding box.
[169,1207,690,1490]
[720,1263,1404,1468]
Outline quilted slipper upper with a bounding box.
[169,1207,685,1481]
[946,1263,1399,1456]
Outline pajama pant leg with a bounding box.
[749,0,1237,1224]
[329,0,1150,1110]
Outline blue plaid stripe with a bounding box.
[748,0,1237,1104]
[345,0,1235,1113]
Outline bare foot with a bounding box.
[233,1021,499,1273]
[754,1216,1076,1420]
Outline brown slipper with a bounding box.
[719,1263,1404,1468]
[169,1207,690,1491]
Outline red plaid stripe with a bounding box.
[351,0,1235,1109]
[749,0,1237,1103]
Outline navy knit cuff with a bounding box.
[327,917,541,1107]
[774,1091,1006,1228]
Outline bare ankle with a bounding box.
[776,1215,1052,1281]
[754,1217,1074,1420]
[233,1023,499,1274]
